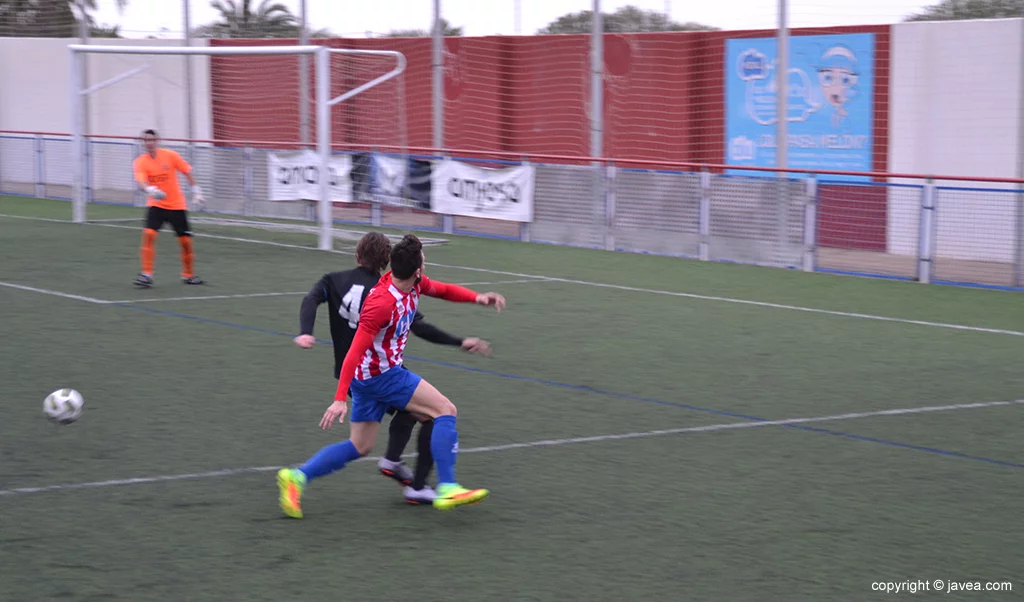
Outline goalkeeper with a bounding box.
[132,129,206,287]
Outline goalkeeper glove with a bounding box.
[192,185,206,211]
[144,185,167,201]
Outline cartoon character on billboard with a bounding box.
[736,48,820,126]
[817,45,859,126]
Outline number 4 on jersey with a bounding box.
[339,284,365,328]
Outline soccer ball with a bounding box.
[44,388,85,424]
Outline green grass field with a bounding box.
[1,195,1022,601]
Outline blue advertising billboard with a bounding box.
[725,33,875,181]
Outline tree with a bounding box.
[89,22,119,37]
[384,18,462,37]
[194,0,303,38]
[0,0,125,37]
[904,0,1024,21]
[539,5,718,34]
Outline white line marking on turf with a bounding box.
[108,291,308,304]
[1,399,1020,497]
[454,278,549,286]
[0,281,109,304]
[2,212,1022,338]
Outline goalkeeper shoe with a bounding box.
[182,276,205,285]
[377,458,414,486]
[277,468,307,519]
[433,483,488,511]
[133,273,154,288]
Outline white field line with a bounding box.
[1,213,1022,337]
[1,398,1020,497]
[451,278,549,286]
[0,281,108,304]
[5,280,548,307]
[108,291,308,304]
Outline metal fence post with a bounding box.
[604,162,616,251]
[34,134,45,198]
[519,156,531,242]
[802,173,817,272]
[917,177,936,284]
[84,137,92,205]
[370,151,383,227]
[432,0,453,235]
[243,146,254,217]
[699,168,711,261]
[133,139,144,206]
[1016,191,1024,288]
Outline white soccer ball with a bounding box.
[44,388,85,424]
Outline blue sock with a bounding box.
[299,440,361,481]
[431,415,459,485]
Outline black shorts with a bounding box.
[145,207,191,237]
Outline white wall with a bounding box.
[888,19,1022,262]
[0,38,213,197]
[0,38,212,139]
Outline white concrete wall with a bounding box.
[0,38,212,138]
[0,38,213,196]
[888,19,1022,262]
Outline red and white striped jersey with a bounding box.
[334,271,480,400]
[354,272,421,379]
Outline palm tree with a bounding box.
[198,0,299,38]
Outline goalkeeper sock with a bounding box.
[431,415,458,485]
[140,228,158,275]
[178,236,195,278]
[299,440,361,481]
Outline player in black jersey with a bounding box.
[293,232,491,505]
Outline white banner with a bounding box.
[430,159,534,222]
[267,150,352,203]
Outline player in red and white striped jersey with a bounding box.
[278,234,505,516]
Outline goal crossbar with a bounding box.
[326,49,406,107]
[69,44,407,251]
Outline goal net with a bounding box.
[69,43,424,250]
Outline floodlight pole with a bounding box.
[433,0,453,233]
[776,0,789,173]
[299,0,311,147]
[71,49,85,223]
[590,0,603,159]
[1015,11,1024,286]
[184,0,196,172]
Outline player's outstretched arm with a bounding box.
[410,311,493,357]
[419,276,506,313]
[295,277,329,349]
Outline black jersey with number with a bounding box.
[299,266,464,379]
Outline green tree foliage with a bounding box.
[385,18,462,38]
[539,5,718,34]
[0,0,122,37]
[905,0,1024,21]
[194,0,321,38]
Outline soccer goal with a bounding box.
[68,43,419,251]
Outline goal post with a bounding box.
[67,43,409,251]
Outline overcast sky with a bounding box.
[91,0,936,39]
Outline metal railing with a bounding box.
[1,131,1021,291]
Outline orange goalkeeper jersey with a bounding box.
[133,148,191,210]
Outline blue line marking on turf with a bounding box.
[117,303,1023,469]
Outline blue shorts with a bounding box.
[349,366,422,423]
